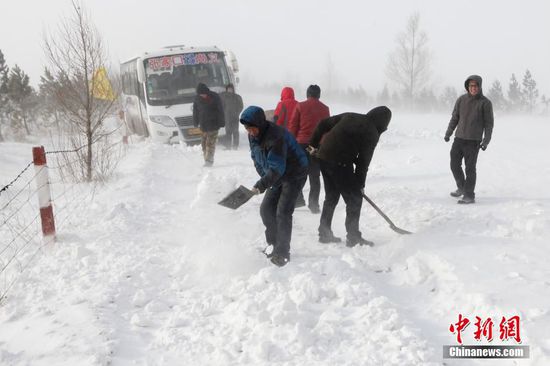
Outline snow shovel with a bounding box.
[362,193,413,235]
[218,185,256,209]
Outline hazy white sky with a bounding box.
[1,0,549,96]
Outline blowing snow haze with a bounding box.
[1,0,549,97]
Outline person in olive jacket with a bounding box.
[444,75,494,204]
[193,83,225,166]
[308,106,392,247]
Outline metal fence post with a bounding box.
[32,146,56,241]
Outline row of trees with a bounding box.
[0,51,38,141]
[0,1,120,182]
[242,69,547,115]
[382,13,547,114]
[243,12,547,115]
[375,68,546,114]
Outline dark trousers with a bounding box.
[319,160,363,241]
[260,176,306,256]
[225,123,239,149]
[450,138,480,198]
[298,143,322,208]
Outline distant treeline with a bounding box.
[239,69,549,116]
[1,46,548,142]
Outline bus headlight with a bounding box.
[150,115,176,127]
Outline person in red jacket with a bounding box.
[273,87,298,129]
[288,85,330,213]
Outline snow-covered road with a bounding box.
[1,110,549,365]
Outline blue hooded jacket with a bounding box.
[240,106,308,192]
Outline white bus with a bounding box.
[120,45,239,144]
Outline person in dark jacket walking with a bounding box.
[288,85,330,213]
[193,83,225,166]
[240,106,308,267]
[444,75,494,204]
[308,106,392,247]
[219,83,244,150]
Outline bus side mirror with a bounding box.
[225,50,239,73]
[137,59,145,83]
[231,58,239,73]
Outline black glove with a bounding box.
[444,136,450,142]
[253,183,266,194]
[480,143,487,151]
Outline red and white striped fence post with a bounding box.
[32,146,56,241]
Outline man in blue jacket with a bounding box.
[240,106,308,267]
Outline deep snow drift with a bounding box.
[1,98,549,365]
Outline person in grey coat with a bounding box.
[444,75,494,204]
[219,83,244,149]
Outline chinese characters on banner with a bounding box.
[449,314,521,344]
[147,53,221,72]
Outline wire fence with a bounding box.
[0,132,126,303]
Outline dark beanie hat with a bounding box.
[196,83,209,94]
[240,106,267,128]
[306,84,321,99]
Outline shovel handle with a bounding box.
[362,193,413,235]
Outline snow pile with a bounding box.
[1,107,549,365]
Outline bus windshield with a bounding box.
[144,52,230,106]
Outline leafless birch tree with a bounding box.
[43,1,120,182]
[386,13,431,109]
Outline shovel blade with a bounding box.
[218,185,255,209]
[390,224,413,235]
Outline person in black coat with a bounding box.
[308,106,392,247]
[193,83,225,166]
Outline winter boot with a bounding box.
[270,253,290,267]
[319,232,342,244]
[262,244,274,258]
[450,188,464,197]
[308,203,321,214]
[457,196,475,204]
[346,236,374,248]
[295,194,306,208]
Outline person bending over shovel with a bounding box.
[240,106,308,267]
[308,106,392,247]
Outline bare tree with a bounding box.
[43,1,119,182]
[324,53,337,97]
[386,13,431,109]
[0,49,10,142]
